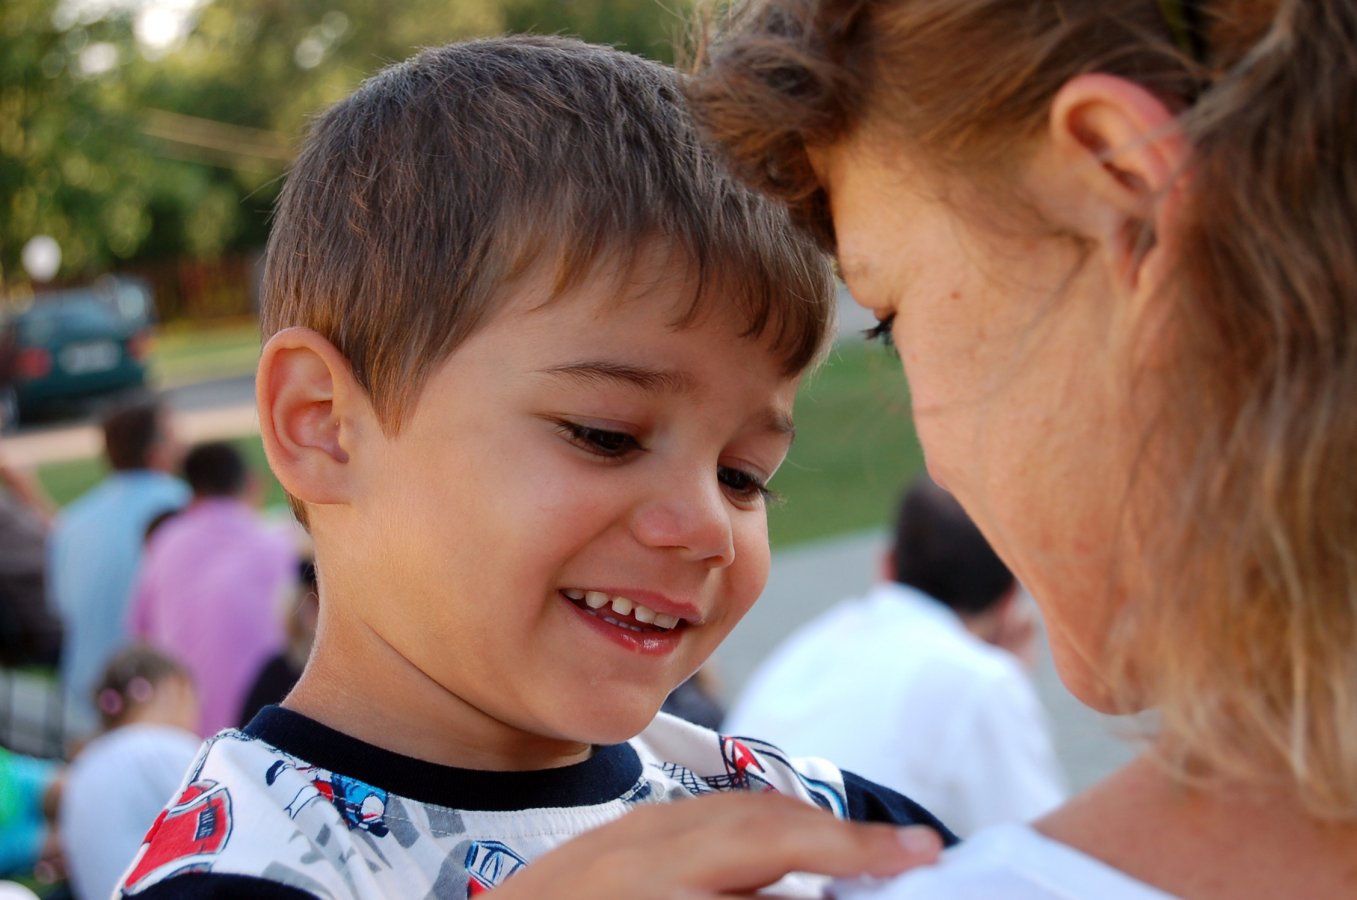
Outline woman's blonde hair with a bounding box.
[687,0,1357,819]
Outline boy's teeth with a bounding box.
[567,589,682,631]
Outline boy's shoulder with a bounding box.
[116,726,376,899]
[636,713,958,843]
[118,709,947,899]
[632,711,854,814]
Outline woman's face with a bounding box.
[814,132,1142,709]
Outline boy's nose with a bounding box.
[629,476,735,567]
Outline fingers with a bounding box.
[652,792,942,892]
[488,792,943,899]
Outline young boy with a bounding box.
[119,36,954,898]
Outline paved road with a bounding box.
[4,375,259,468]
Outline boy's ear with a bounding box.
[256,327,372,508]
[1046,73,1190,293]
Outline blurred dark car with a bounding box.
[0,276,155,425]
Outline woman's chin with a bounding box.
[1047,641,1126,714]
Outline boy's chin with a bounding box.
[549,699,668,748]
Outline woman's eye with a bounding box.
[718,466,776,505]
[559,422,642,458]
[862,313,897,349]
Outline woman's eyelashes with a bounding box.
[862,313,897,349]
[555,419,777,505]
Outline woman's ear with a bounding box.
[1046,73,1191,293]
[256,327,371,509]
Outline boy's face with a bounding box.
[347,257,802,753]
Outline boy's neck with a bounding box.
[283,614,595,772]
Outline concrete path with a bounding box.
[3,376,260,468]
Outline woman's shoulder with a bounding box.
[833,824,1179,900]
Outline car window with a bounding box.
[17,295,123,343]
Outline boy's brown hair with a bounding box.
[260,35,834,451]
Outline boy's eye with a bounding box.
[558,421,642,458]
[862,313,897,350]
[718,465,776,505]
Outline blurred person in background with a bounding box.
[660,668,727,731]
[57,645,199,900]
[725,476,1065,835]
[0,745,61,887]
[0,439,61,670]
[129,440,297,736]
[48,397,187,730]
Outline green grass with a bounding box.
[768,342,923,548]
[31,455,109,507]
[36,435,287,511]
[36,340,920,548]
[150,318,261,387]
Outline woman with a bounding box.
[492,1,1357,896]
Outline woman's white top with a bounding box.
[834,823,1180,899]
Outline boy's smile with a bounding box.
[561,588,692,648]
[299,251,802,770]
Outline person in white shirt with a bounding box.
[724,476,1065,836]
[58,645,201,900]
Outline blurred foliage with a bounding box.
[1,1,154,278]
[502,0,688,63]
[1,0,695,289]
[768,343,923,548]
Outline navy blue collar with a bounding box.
[243,705,644,811]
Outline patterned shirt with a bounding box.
[119,706,955,898]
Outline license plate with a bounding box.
[60,341,120,374]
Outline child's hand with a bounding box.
[486,791,943,898]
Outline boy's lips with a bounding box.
[560,588,691,655]
[558,587,707,656]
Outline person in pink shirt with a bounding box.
[129,441,298,737]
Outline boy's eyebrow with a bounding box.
[758,408,797,441]
[540,361,696,394]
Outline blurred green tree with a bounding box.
[502,0,690,63]
[0,0,156,280]
[2,0,694,288]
